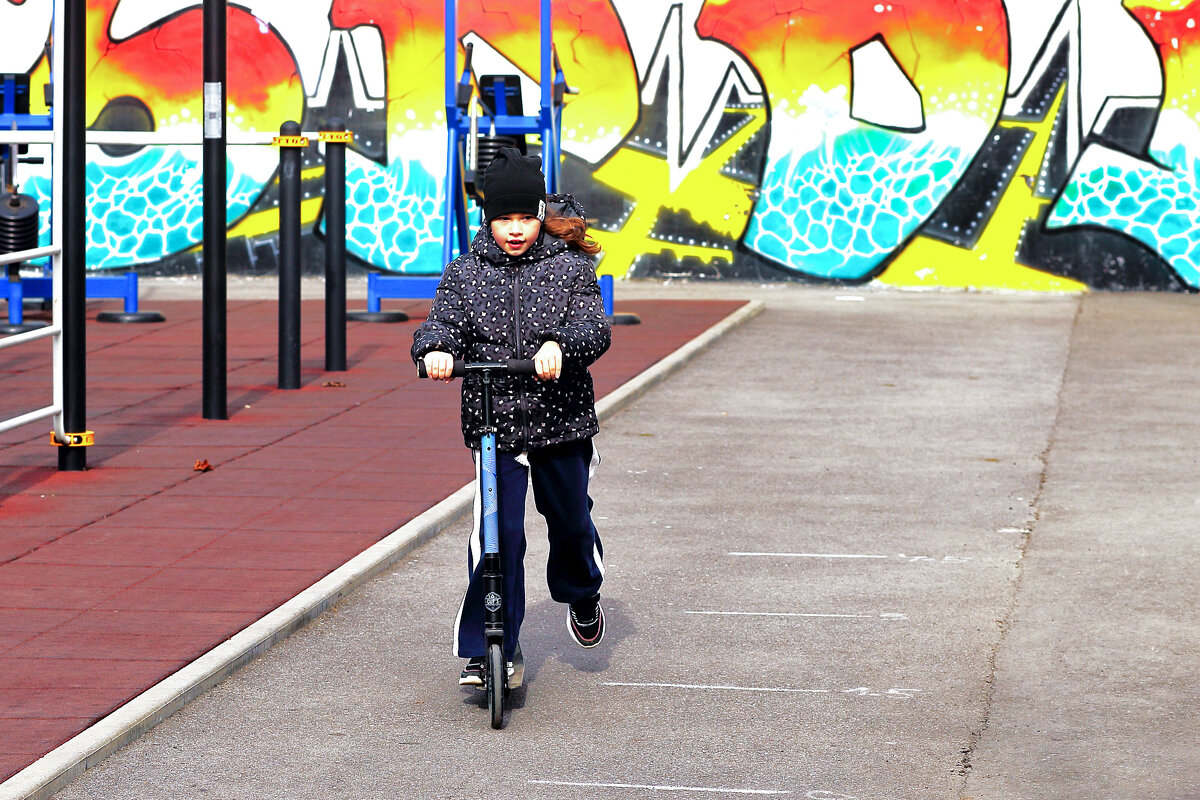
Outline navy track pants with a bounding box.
[454,437,604,659]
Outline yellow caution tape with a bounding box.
[319,131,354,144]
[51,430,95,447]
[272,135,310,148]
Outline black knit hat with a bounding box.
[481,147,546,223]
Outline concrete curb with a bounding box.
[0,299,764,800]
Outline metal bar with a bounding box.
[50,0,67,448]
[368,276,442,299]
[0,323,61,349]
[277,120,302,390]
[59,0,86,471]
[445,0,456,112]
[0,404,61,436]
[0,131,328,146]
[6,273,22,325]
[202,0,228,419]
[541,0,552,115]
[444,126,459,265]
[0,245,60,267]
[444,0,459,267]
[323,118,346,372]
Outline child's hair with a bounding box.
[543,210,601,255]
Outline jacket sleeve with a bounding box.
[411,259,471,362]
[541,254,611,368]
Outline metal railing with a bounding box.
[0,0,67,446]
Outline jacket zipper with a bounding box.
[511,263,532,446]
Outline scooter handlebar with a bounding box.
[417,358,537,379]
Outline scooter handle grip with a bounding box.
[417,359,538,378]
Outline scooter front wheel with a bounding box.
[487,642,506,729]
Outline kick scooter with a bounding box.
[418,357,536,729]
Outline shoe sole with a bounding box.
[459,675,484,687]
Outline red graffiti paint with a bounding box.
[87,1,303,132]
[696,0,1007,106]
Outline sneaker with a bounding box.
[568,595,605,648]
[458,656,485,687]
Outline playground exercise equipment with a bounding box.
[354,2,638,325]
[351,0,567,319]
[0,0,91,471]
[0,74,163,328]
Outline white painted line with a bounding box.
[729,552,973,564]
[685,610,907,621]
[997,527,1031,534]
[604,682,920,699]
[834,295,866,302]
[729,551,888,559]
[604,681,831,694]
[530,780,790,795]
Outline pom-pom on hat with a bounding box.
[481,147,547,223]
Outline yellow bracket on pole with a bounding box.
[319,131,354,144]
[272,135,310,148]
[51,431,95,447]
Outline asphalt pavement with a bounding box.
[42,284,1200,799]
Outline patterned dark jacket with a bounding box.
[411,208,611,453]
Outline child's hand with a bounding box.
[534,341,562,381]
[423,351,456,382]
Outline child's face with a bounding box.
[490,213,542,257]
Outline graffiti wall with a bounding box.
[2,0,1198,291]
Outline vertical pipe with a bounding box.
[540,0,553,191]
[443,0,457,265]
[600,273,614,318]
[50,0,66,447]
[445,0,456,113]
[444,127,458,265]
[323,118,346,372]
[278,120,302,390]
[8,273,22,326]
[202,0,227,419]
[58,0,86,471]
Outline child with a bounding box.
[411,147,611,687]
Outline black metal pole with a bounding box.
[202,0,227,419]
[278,120,302,390]
[323,118,346,372]
[58,0,86,471]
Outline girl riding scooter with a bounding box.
[411,147,611,686]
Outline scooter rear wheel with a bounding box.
[486,642,505,729]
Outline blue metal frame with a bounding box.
[0,75,53,132]
[365,0,567,310]
[6,273,145,325]
[442,0,565,266]
[361,271,614,317]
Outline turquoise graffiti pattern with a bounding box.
[1048,143,1200,288]
[24,147,265,268]
[745,127,965,280]
[344,152,446,273]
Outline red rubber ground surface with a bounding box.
[0,296,744,780]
